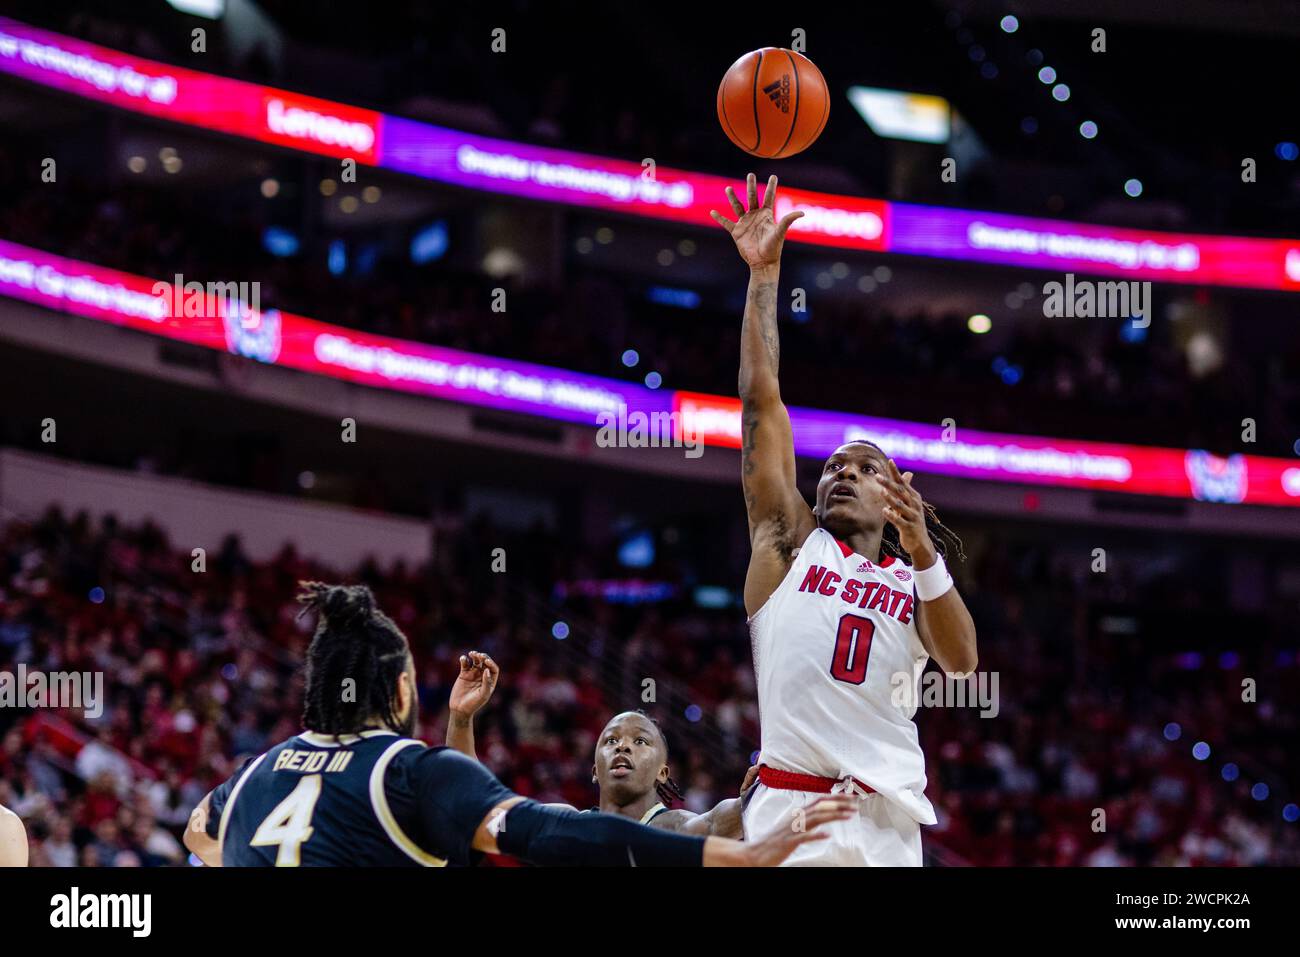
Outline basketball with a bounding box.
[717,47,829,158]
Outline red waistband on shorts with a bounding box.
[757,764,876,795]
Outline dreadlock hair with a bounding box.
[837,440,967,565]
[297,581,412,737]
[630,710,685,807]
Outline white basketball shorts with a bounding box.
[743,783,923,867]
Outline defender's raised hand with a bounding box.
[710,173,804,271]
[449,651,499,718]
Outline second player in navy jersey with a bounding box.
[447,653,758,837]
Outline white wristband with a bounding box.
[913,553,954,602]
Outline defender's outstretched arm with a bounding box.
[471,789,853,866]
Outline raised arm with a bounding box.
[711,174,817,616]
[446,651,499,761]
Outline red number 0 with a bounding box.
[829,614,875,685]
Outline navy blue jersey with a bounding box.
[583,802,671,825]
[205,730,512,867]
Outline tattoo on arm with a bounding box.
[739,277,779,487]
[740,276,799,561]
[744,281,780,374]
[650,809,697,834]
[742,406,759,480]
[659,799,743,838]
[741,397,796,557]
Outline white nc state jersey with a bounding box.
[749,527,937,825]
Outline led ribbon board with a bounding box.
[1,239,1296,508]
[2,18,1298,289]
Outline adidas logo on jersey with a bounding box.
[763,75,791,113]
[856,561,875,573]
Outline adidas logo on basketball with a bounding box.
[763,75,791,113]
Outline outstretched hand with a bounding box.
[710,173,804,271]
[449,651,499,718]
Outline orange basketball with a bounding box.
[717,48,829,159]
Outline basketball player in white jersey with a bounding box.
[0,803,27,866]
[710,174,979,866]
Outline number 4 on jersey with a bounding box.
[250,774,322,866]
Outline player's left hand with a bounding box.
[739,764,760,797]
[877,459,936,567]
[450,651,499,717]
